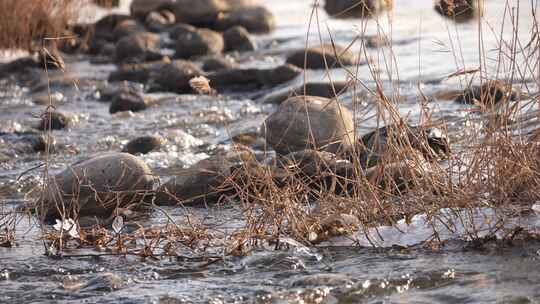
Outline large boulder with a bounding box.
[114,32,162,63]
[41,153,155,220]
[263,96,355,155]
[434,0,484,23]
[174,27,224,59]
[286,44,357,69]
[215,6,276,33]
[324,0,390,18]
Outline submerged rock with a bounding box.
[174,27,224,59]
[122,135,163,155]
[110,90,148,114]
[41,153,155,220]
[263,96,355,155]
[114,32,162,63]
[286,44,357,69]
[223,26,257,52]
[455,80,523,105]
[324,0,391,18]
[435,0,483,22]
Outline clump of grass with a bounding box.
[0,0,78,51]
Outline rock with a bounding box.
[202,56,237,71]
[281,149,356,194]
[363,152,432,193]
[0,131,51,153]
[207,64,301,91]
[435,0,483,22]
[286,44,357,69]
[114,32,162,63]
[156,149,255,206]
[263,96,355,155]
[168,23,198,40]
[122,136,163,154]
[290,273,352,287]
[94,14,133,41]
[357,124,450,168]
[80,273,125,292]
[174,27,224,59]
[455,80,522,105]
[223,26,257,52]
[264,82,349,104]
[145,10,176,32]
[130,0,175,19]
[37,111,71,130]
[108,61,163,83]
[41,153,155,220]
[215,6,276,33]
[150,60,204,93]
[324,0,390,18]
[109,90,148,114]
[364,35,389,48]
[172,0,228,26]
[0,57,41,77]
[113,19,146,41]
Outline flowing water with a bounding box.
[1,0,540,303]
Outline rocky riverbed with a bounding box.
[1,0,540,303]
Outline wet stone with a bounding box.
[122,135,163,155]
[109,90,148,114]
[37,111,71,131]
[202,56,237,72]
[286,43,357,69]
[41,152,155,220]
[114,32,162,64]
[215,6,276,33]
[324,0,390,19]
[263,95,355,155]
[223,26,257,52]
[174,27,224,59]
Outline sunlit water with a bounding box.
[1,0,540,303]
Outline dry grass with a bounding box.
[0,0,79,51]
